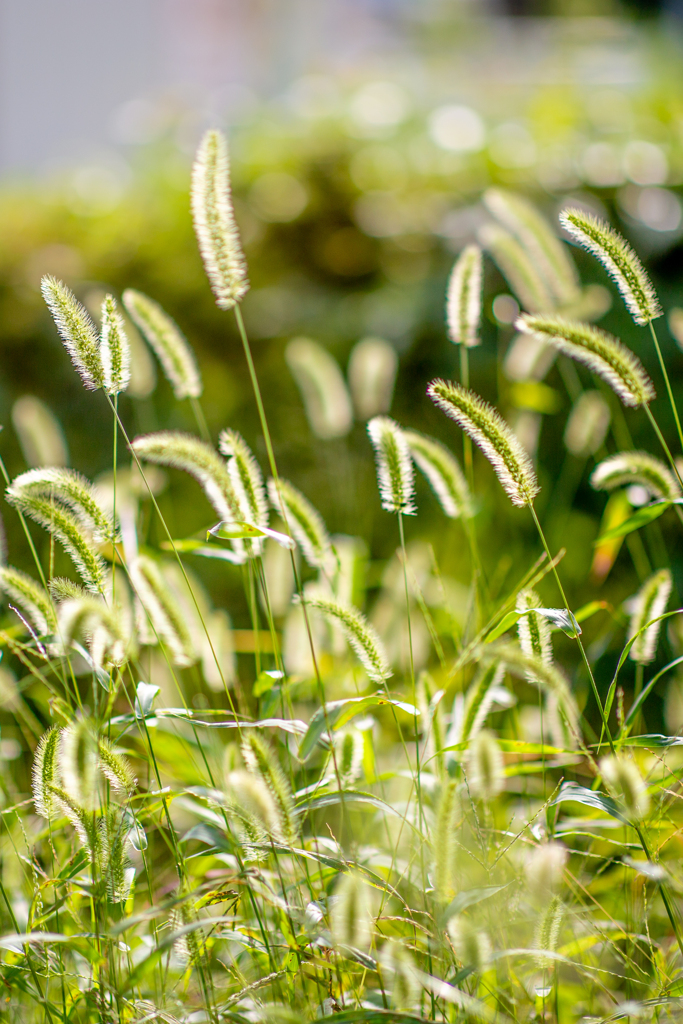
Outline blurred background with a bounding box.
[2,0,683,728]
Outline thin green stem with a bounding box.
[648,320,683,456]
[528,503,615,755]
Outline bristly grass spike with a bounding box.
[428,379,539,507]
[446,244,483,348]
[191,128,249,311]
[41,276,104,391]
[367,416,416,515]
[560,206,661,326]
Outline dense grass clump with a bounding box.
[3,128,683,1024]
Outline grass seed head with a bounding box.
[305,593,392,683]
[517,315,655,408]
[100,294,131,395]
[428,380,539,508]
[404,429,472,519]
[600,755,650,821]
[123,290,202,400]
[465,729,504,802]
[32,726,62,819]
[591,451,680,501]
[0,566,56,636]
[484,188,580,307]
[347,336,398,420]
[564,391,611,457]
[41,276,104,391]
[628,568,672,664]
[285,337,353,439]
[367,416,416,515]
[525,842,568,900]
[560,206,661,325]
[191,128,249,310]
[447,917,492,973]
[446,244,483,347]
[478,223,553,313]
[12,395,68,468]
[330,871,376,952]
[267,477,331,570]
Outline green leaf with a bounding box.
[484,611,520,643]
[533,607,582,638]
[134,681,160,719]
[595,502,670,544]
[207,519,295,549]
[619,734,683,748]
[552,781,627,823]
[441,884,510,925]
[297,789,419,832]
[298,694,419,761]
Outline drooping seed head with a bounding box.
[428,380,540,508]
[98,739,137,796]
[305,594,392,683]
[191,128,249,310]
[403,429,472,519]
[456,662,505,746]
[225,769,283,857]
[129,555,196,667]
[600,755,650,820]
[41,276,104,391]
[465,729,504,802]
[8,467,118,543]
[628,568,672,665]
[285,337,353,439]
[516,588,553,677]
[525,842,568,900]
[122,290,202,400]
[347,336,398,420]
[59,719,99,810]
[12,396,69,468]
[564,391,611,457]
[478,223,553,313]
[447,917,492,973]
[330,872,376,952]
[100,294,131,395]
[267,477,331,570]
[241,732,298,846]
[446,244,483,348]
[534,895,564,968]
[0,566,56,637]
[32,726,62,818]
[590,451,680,502]
[560,206,661,326]
[484,643,579,742]
[367,416,416,515]
[516,315,655,408]
[484,189,580,307]
[218,429,268,532]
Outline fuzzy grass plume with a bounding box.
[347,336,397,420]
[465,729,504,802]
[564,391,611,457]
[516,588,553,678]
[5,490,106,593]
[478,223,552,313]
[560,207,661,325]
[132,432,241,525]
[428,380,539,508]
[41,276,104,391]
[600,755,650,820]
[32,726,61,818]
[241,733,297,846]
[305,594,391,682]
[8,467,118,542]
[130,555,196,667]
[100,294,131,395]
[267,477,331,570]
[367,416,416,515]
[404,429,472,519]
[12,395,68,468]
[628,568,672,664]
[285,337,353,440]
[191,128,249,310]
[123,290,202,400]
[484,188,579,307]
[432,780,459,901]
[0,566,56,636]
[516,314,655,407]
[591,451,680,501]
[218,429,268,531]
[446,244,483,347]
